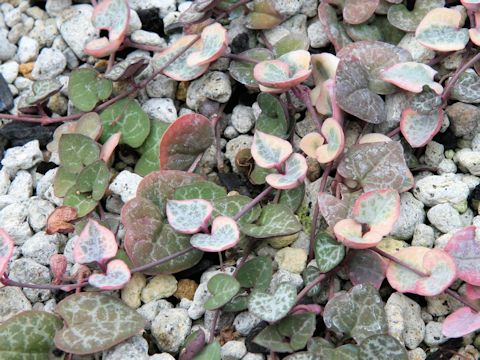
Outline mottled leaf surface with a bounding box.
[249,282,297,322]
[204,273,241,310]
[314,232,345,273]
[359,334,407,360]
[241,204,302,238]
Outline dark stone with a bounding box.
[433,128,457,150]
[137,8,165,37]
[36,161,58,175]
[175,258,213,281]
[231,33,250,54]
[469,183,480,211]
[0,74,14,112]
[245,321,270,354]
[0,121,58,148]
[425,338,463,359]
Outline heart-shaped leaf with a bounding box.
[58,134,100,174]
[348,250,388,289]
[278,183,305,213]
[76,160,110,201]
[273,33,310,57]
[246,0,283,30]
[410,86,442,114]
[442,306,480,338]
[229,48,275,89]
[387,0,445,32]
[316,118,345,163]
[46,206,77,235]
[204,273,241,310]
[335,218,377,249]
[309,339,359,360]
[251,130,293,169]
[88,259,131,290]
[84,0,129,58]
[451,69,480,103]
[55,293,145,355]
[152,35,208,82]
[74,219,118,266]
[223,294,249,313]
[255,92,290,138]
[415,8,469,52]
[359,334,407,359]
[63,187,98,217]
[318,3,352,52]
[237,256,273,291]
[241,204,302,238]
[317,192,350,228]
[335,41,412,123]
[323,283,388,343]
[266,153,307,190]
[253,313,316,352]
[187,23,227,66]
[300,132,324,158]
[0,311,63,359]
[166,199,213,234]
[381,62,443,94]
[400,107,443,148]
[386,247,457,296]
[444,226,480,286]
[212,195,262,226]
[190,216,240,252]
[248,282,297,322]
[314,231,345,273]
[134,121,169,176]
[26,79,62,105]
[337,141,414,192]
[173,181,227,201]
[159,113,214,171]
[0,229,13,279]
[104,56,149,81]
[180,330,206,360]
[254,50,312,91]
[343,0,379,25]
[69,68,113,112]
[99,98,150,148]
[192,341,221,360]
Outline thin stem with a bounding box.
[373,247,429,277]
[209,310,221,343]
[386,126,401,138]
[233,186,273,221]
[442,52,480,101]
[187,153,204,173]
[294,273,326,305]
[218,251,224,271]
[259,32,274,51]
[107,52,115,73]
[130,246,195,273]
[1,276,88,290]
[292,85,322,133]
[123,37,165,52]
[445,288,480,313]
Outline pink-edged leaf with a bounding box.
[469,12,480,46]
[400,108,443,148]
[352,189,400,237]
[316,118,345,163]
[386,247,457,296]
[266,153,308,190]
[0,229,14,278]
[159,113,214,171]
[88,259,131,290]
[166,199,213,234]
[381,62,443,95]
[187,23,227,66]
[348,249,388,289]
[190,216,240,252]
[153,35,208,82]
[291,304,323,315]
[358,133,391,144]
[343,0,379,25]
[299,132,324,158]
[466,283,480,300]
[311,53,339,84]
[442,307,480,338]
[251,130,293,169]
[84,0,129,57]
[318,3,353,52]
[318,193,349,228]
[415,8,469,52]
[334,218,382,249]
[461,0,480,10]
[73,219,118,266]
[100,132,121,163]
[444,226,480,286]
[253,50,311,90]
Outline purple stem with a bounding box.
[442,52,480,102]
[130,246,196,273]
[233,186,273,222]
[292,85,322,133]
[1,276,88,291]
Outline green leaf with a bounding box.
[323,284,388,343]
[193,341,221,360]
[387,0,445,32]
[58,134,100,174]
[55,293,145,355]
[229,48,274,88]
[173,181,227,200]
[53,167,77,197]
[310,338,360,360]
[451,69,480,103]
[212,195,261,226]
[223,294,249,312]
[134,121,169,176]
[249,164,275,185]
[254,313,316,352]
[237,256,273,291]
[99,98,150,148]
[76,160,110,200]
[248,282,297,322]
[318,3,352,52]
[63,186,98,217]
[278,183,305,212]
[27,79,62,105]
[410,86,442,114]
[359,334,407,360]
[303,265,322,297]
[204,273,241,310]
[255,93,289,138]
[241,204,302,238]
[0,311,62,360]
[274,33,309,57]
[69,68,112,112]
[314,232,345,273]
